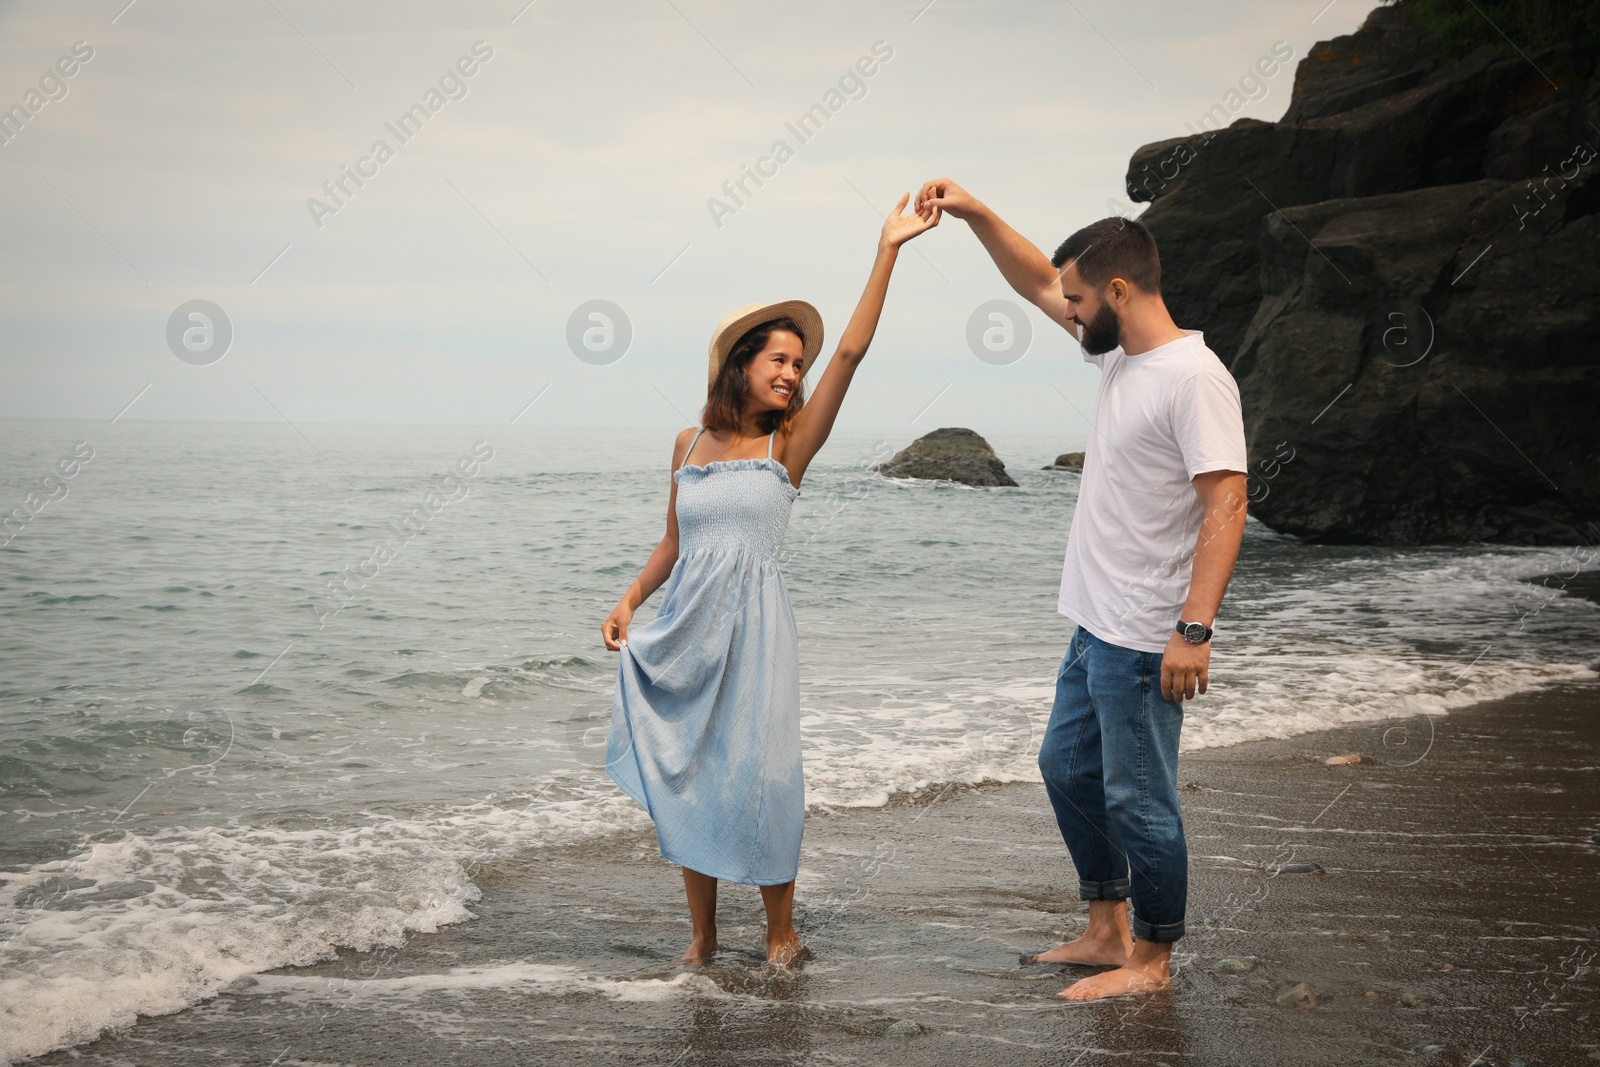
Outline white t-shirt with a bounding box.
[1057,330,1247,653]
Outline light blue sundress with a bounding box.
[606,428,804,886]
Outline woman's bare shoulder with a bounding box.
[672,426,701,466]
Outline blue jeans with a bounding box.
[1037,626,1187,942]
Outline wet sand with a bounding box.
[32,677,1599,1067]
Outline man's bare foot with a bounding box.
[1059,963,1170,1000]
[765,933,810,967]
[679,936,718,966]
[1022,928,1134,967]
[1059,948,1171,1000]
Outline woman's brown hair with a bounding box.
[700,317,808,434]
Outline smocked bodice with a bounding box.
[673,457,799,561]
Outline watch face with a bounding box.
[1183,623,1207,643]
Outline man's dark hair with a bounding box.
[1050,217,1162,294]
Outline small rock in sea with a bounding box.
[1213,958,1255,975]
[1400,991,1427,1008]
[1364,990,1377,997]
[1042,451,1085,471]
[876,427,1019,487]
[1589,834,1600,845]
[1410,1041,1446,1055]
[1372,932,1391,941]
[885,1019,924,1037]
[1274,862,1326,875]
[1325,753,1361,765]
[1275,981,1318,1008]
[224,976,259,993]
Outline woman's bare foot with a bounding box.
[680,868,718,965]
[1022,928,1134,967]
[758,880,804,966]
[765,932,809,967]
[1059,941,1171,1000]
[679,935,718,966]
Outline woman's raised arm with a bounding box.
[778,193,939,484]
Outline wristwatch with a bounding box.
[1175,620,1213,645]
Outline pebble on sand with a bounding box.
[1213,958,1256,975]
[1274,862,1326,875]
[1275,982,1318,1008]
[1400,991,1428,1008]
[1410,1041,1446,1054]
[885,1020,924,1037]
[1325,753,1361,765]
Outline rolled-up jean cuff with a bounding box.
[1132,915,1184,943]
[1078,878,1131,901]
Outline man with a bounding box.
[915,178,1249,1000]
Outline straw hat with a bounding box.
[706,300,825,390]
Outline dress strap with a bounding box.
[766,432,774,459]
[683,427,706,467]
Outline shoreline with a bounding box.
[27,678,1600,1067]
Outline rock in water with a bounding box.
[1213,958,1256,975]
[1043,451,1085,471]
[884,1019,924,1037]
[1276,981,1319,1008]
[1124,5,1600,545]
[1400,991,1428,1008]
[877,428,1018,487]
[1325,753,1361,766]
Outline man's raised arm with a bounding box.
[915,177,1072,326]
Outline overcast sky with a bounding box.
[0,0,1375,438]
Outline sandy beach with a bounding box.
[25,674,1596,1067]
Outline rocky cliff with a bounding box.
[1128,3,1599,544]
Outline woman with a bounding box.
[601,194,938,966]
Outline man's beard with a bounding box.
[1079,299,1122,356]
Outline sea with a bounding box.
[1,418,1596,1063]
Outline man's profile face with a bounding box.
[1058,259,1122,355]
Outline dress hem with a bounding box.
[608,757,800,887]
[659,846,799,888]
